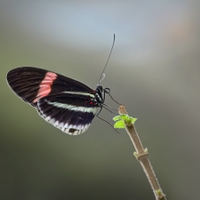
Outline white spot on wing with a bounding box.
[61,122,90,135]
[62,91,95,98]
[46,101,98,115]
[36,100,93,135]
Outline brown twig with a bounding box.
[118,105,167,200]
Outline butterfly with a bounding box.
[7,66,110,135]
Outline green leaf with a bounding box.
[130,117,137,124]
[113,114,137,129]
[113,115,127,121]
[114,120,125,128]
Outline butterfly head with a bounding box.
[95,84,103,104]
[95,84,111,107]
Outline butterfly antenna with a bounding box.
[106,92,121,105]
[98,34,116,84]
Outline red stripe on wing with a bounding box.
[33,72,57,103]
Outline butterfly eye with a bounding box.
[96,84,103,92]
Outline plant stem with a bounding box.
[118,105,167,200]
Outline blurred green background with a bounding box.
[1,1,200,199]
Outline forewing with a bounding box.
[7,67,94,106]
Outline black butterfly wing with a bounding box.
[37,92,98,135]
[7,66,95,106]
[7,67,99,135]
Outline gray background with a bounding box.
[1,0,200,199]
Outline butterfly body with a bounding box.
[7,67,105,135]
